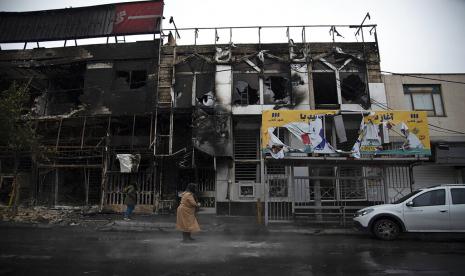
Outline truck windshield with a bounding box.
[392,190,421,204]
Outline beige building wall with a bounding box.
[382,74,465,143]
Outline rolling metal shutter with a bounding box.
[412,166,458,189]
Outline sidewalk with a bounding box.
[0,206,361,235]
[96,214,361,235]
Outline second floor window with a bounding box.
[403,84,444,116]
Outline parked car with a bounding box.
[353,184,465,240]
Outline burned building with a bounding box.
[155,26,427,221]
[0,3,433,224]
[0,1,164,213]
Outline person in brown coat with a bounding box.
[176,183,201,242]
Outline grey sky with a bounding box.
[1,0,464,73]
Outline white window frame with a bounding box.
[403,84,445,117]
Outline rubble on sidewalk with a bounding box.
[0,205,101,225]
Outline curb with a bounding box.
[96,220,360,235]
[1,220,361,236]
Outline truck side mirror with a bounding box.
[406,201,414,207]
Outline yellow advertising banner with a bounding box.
[261,110,431,156]
[359,110,431,155]
[261,109,337,150]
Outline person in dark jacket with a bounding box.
[123,182,137,220]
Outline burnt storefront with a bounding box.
[0,1,164,212]
[1,3,429,223]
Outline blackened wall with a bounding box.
[0,40,160,116]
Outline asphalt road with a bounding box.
[0,226,464,276]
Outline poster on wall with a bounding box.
[261,110,431,159]
[261,110,338,158]
[352,111,431,157]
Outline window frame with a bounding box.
[403,84,446,117]
[311,58,370,109]
[451,188,465,205]
[411,188,446,207]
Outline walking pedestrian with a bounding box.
[176,183,201,242]
[123,181,137,220]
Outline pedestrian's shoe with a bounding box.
[182,232,192,243]
[123,217,131,221]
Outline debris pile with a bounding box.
[0,205,100,225]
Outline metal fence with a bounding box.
[265,165,411,224]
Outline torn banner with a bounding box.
[262,110,337,158]
[116,154,141,173]
[351,111,430,158]
[262,110,431,159]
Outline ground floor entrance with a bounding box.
[265,162,413,224]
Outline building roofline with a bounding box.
[382,72,465,76]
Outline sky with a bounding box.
[1,0,464,73]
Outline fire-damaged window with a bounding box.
[232,57,260,105]
[340,61,369,108]
[174,56,215,108]
[263,62,291,105]
[313,73,338,108]
[312,49,370,109]
[195,73,215,108]
[115,70,147,89]
[233,75,259,105]
[30,63,86,116]
[312,61,338,108]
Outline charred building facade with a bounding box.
[156,40,387,218]
[1,2,432,224]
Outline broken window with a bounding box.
[263,75,290,105]
[313,72,338,108]
[263,60,291,105]
[232,58,261,106]
[115,70,147,89]
[174,74,193,108]
[195,73,215,108]
[30,64,85,116]
[174,56,215,108]
[290,65,309,106]
[312,50,370,109]
[192,109,232,157]
[340,61,369,108]
[233,74,259,105]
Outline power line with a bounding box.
[370,98,465,135]
[381,71,465,85]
